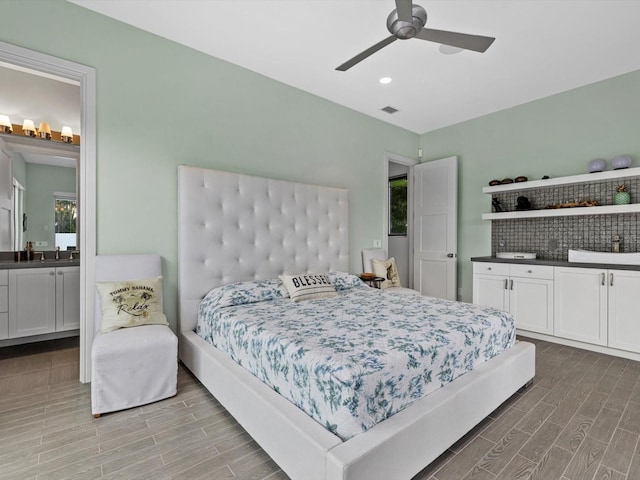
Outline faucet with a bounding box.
[612,235,621,253]
[68,250,80,261]
[33,251,45,261]
[55,246,60,260]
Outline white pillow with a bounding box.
[372,257,402,289]
[96,276,169,333]
[279,273,337,302]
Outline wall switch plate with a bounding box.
[35,241,48,247]
[373,239,382,248]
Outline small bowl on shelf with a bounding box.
[360,273,376,281]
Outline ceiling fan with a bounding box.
[336,0,495,71]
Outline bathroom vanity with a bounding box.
[472,257,640,360]
[0,259,80,344]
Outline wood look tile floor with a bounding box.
[1,336,639,480]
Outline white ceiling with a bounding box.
[69,1,640,134]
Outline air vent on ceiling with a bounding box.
[381,106,398,114]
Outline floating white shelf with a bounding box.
[482,167,640,194]
[482,203,640,220]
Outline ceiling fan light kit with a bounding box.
[336,0,496,71]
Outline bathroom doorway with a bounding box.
[0,41,96,383]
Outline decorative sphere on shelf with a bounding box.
[611,155,632,170]
[588,158,606,173]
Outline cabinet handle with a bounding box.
[510,279,514,290]
[49,271,55,276]
[601,272,605,286]
[527,270,532,274]
[610,273,614,287]
[504,279,508,290]
[487,267,492,271]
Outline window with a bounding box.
[54,193,77,250]
[388,175,407,236]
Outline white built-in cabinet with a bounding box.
[473,262,640,357]
[0,270,8,340]
[554,267,640,352]
[473,262,554,335]
[7,266,79,338]
[608,269,640,353]
[554,267,607,346]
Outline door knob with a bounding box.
[446,253,455,258]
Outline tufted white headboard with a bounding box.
[177,165,349,332]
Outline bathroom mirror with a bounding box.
[0,64,80,254]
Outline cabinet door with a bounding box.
[554,267,607,345]
[56,266,80,331]
[0,269,7,340]
[608,269,640,353]
[510,276,554,335]
[473,274,509,311]
[8,268,56,338]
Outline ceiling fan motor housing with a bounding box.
[387,4,427,39]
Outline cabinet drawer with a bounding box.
[0,270,7,286]
[473,262,509,276]
[0,285,7,312]
[510,264,554,280]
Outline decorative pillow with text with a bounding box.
[279,273,338,302]
[96,276,168,333]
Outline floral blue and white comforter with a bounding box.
[196,273,515,440]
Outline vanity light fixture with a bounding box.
[22,119,36,137]
[60,126,73,143]
[38,122,51,140]
[0,115,13,133]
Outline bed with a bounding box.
[177,165,535,480]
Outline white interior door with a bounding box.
[413,156,457,300]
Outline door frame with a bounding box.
[383,152,418,289]
[0,41,96,383]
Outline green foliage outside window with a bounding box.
[55,199,77,234]
[389,176,407,235]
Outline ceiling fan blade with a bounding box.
[335,35,397,71]
[415,28,495,52]
[395,0,413,23]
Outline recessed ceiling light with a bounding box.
[379,77,392,84]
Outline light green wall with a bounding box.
[24,163,76,249]
[420,69,640,303]
[0,0,418,330]
[11,152,26,188]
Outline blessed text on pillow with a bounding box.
[279,273,338,302]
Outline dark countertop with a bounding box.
[0,259,80,269]
[471,256,640,271]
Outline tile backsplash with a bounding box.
[490,176,640,260]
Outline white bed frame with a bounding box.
[177,165,535,480]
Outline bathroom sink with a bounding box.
[568,249,640,265]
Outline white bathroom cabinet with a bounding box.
[8,266,79,338]
[472,262,554,335]
[55,266,80,331]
